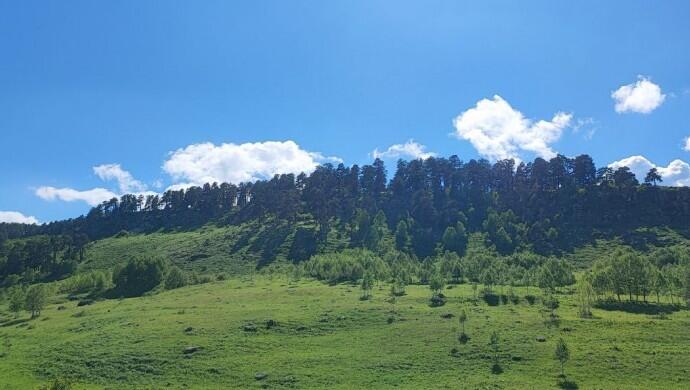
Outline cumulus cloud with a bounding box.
[609,155,690,186]
[162,140,342,187]
[611,76,665,114]
[0,211,39,224]
[683,136,690,152]
[93,164,147,193]
[35,186,118,206]
[452,95,572,161]
[371,140,436,160]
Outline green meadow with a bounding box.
[2,276,689,389]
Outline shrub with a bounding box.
[112,257,168,297]
[59,271,110,295]
[8,287,25,316]
[303,249,389,284]
[390,278,406,296]
[429,294,446,307]
[40,378,72,390]
[164,266,187,290]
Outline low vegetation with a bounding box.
[1,276,689,389]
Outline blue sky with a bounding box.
[1,0,690,223]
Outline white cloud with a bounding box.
[683,136,690,152]
[609,155,690,186]
[162,140,341,187]
[35,163,155,206]
[93,164,147,193]
[452,95,572,161]
[571,117,598,141]
[611,76,665,114]
[0,211,39,224]
[35,186,118,206]
[371,140,436,160]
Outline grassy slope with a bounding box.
[1,278,689,389]
[81,225,690,277]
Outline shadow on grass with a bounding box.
[458,333,470,344]
[482,294,500,306]
[557,378,578,389]
[491,363,503,374]
[594,300,680,315]
[0,317,30,327]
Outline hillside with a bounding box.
[2,277,689,389]
[2,159,690,389]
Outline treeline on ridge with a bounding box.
[2,154,690,285]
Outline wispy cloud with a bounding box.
[371,140,436,160]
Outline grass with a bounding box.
[1,277,689,389]
[80,224,262,277]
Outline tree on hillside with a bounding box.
[25,284,48,318]
[458,308,469,342]
[394,220,412,253]
[684,265,690,308]
[644,168,662,186]
[360,272,374,300]
[554,338,570,377]
[577,276,595,318]
[429,272,445,296]
[113,257,168,297]
[489,331,501,373]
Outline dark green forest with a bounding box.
[1,154,689,287]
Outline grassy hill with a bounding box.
[1,277,689,389]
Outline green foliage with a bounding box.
[394,220,412,253]
[112,257,168,297]
[303,249,389,284]
[576,275,595,318]
[458,308,468,335]
[360,272,374,300]
[554,338,570,376]
[489,330,500,367]
[429,272,446,295]
[537,258,575,292]
[58,271,110,295]
[164,266,187,290]
[441,223,468,256]
[1,277,690,388]
[590,249,677,303]
[39,378,72,390]
[25,284,49,318]
[390,277,406,296]
[8,286,24,315]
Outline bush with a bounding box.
[164,266,187,290]
[59,271,110,295]
[189,273,213,285]
[8,287,25,316]
[40,378,72,390]
[112,257,168,297]
[429,294,446,307]
[303,249,389,284]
